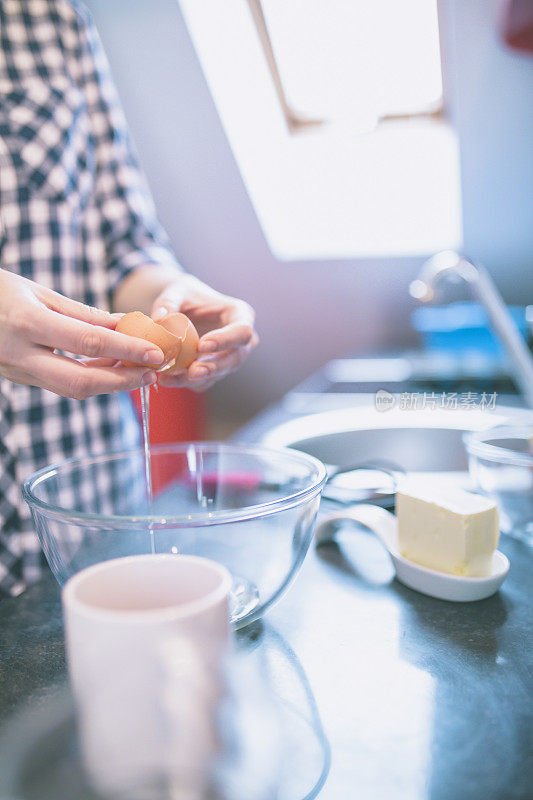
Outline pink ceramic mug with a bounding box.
[62,554,233,798]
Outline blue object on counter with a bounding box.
[411,302,530,357]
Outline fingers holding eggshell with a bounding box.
[19,350,157,399]
[112,308,257,392]
[31,307,166,366]
[197,322,256,354]
[196,347,248,377]
[114,311,199,374]
[156,312,199,374]
[157,346,250,391]
[157,370,218,392]
[78,357,121,368]
[115,312,180,368]
[37,286,121,331]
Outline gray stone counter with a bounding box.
[0,397,532,799]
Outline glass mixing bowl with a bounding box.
[23,443,326,627]
[464,426,533,545]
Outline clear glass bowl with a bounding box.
[23,443,327,628]
[464,426,533,544]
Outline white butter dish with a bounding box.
[315,505,509,602]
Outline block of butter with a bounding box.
[396,486,499,577]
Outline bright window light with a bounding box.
[179,0,462,260]
[260,0,443,125]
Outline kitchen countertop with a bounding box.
[1,392,532,799]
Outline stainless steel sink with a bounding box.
[274,425,468,471]
[262,406,532,473]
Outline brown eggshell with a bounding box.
[158,313,199,373]
[115,311,180,369]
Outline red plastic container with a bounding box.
[130,385,206,495]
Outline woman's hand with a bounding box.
[0,270,164,399]
[151,275,258,391]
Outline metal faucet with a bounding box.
[409,250,533,408]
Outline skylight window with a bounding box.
[254,0,443,131]
[179,0,462,260]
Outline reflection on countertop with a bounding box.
[268,527,531,800]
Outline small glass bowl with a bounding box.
[464,426,533,544]
[23,443,327,628]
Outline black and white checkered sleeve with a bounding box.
[73,3,182,302]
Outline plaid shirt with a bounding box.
[0,0,179,596]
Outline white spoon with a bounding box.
[315,504,510,602]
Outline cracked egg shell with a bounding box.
[115,312,181,369]
[158,312,199,373]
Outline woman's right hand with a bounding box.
[0,270,164,399]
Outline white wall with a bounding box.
[441,0,533,292]
[86,0,533,421]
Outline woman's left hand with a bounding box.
[151,276,258,391]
